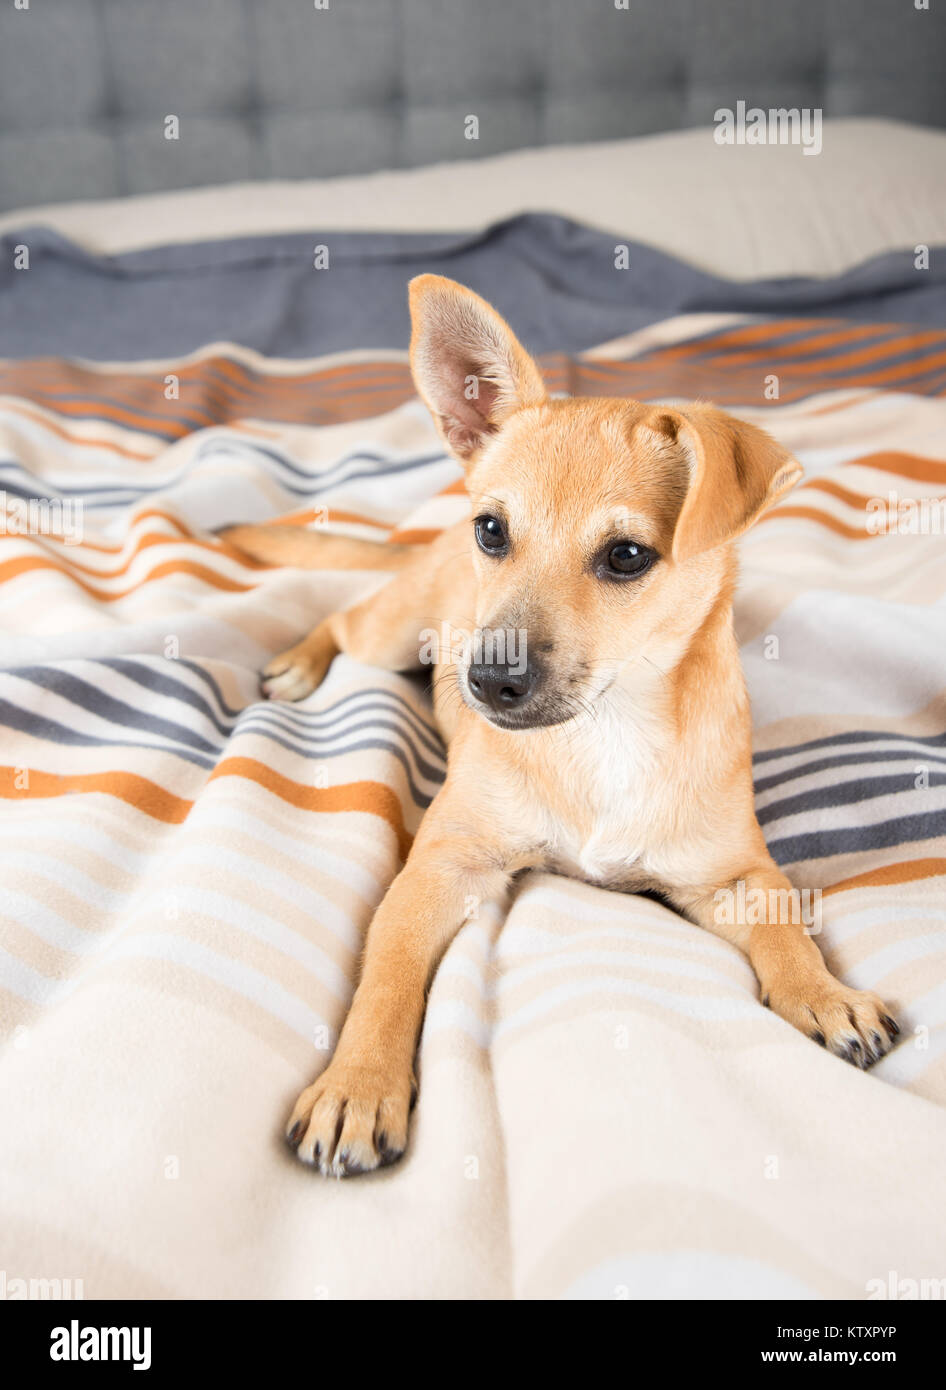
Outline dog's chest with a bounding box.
[539,708,668,888]
[552,823,641,887]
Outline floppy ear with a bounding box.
[638,404,803,562]
[408,274,547,465]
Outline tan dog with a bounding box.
[224,275,899,1177]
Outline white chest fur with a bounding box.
[539,695,670,887]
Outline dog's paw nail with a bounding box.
[882,1014,900,1037]
[286,1120,304,1149]
[761,994,770,1009]
[772,981,896,1069]
[375,1130,404,1167]
[287,1071,411,1176]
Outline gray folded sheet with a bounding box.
[1,213,944,361]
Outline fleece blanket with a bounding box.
[4,214,946,362]
[1,229,945,1300]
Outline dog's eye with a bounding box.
[475,514,508,554]
[604,542,655,578]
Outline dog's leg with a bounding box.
[672,863,899,1068]
[260,617,341,702]
[259,585,429,702]
[254,521,472,702]
[220,524,415,572]
[286,787,514,1175]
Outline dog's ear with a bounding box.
[638,404,803,562]
[408,275,547,464]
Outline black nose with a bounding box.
[467,661,537,711]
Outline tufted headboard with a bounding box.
[0,0,943,214]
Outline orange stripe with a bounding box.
[262,506,392,532]
[755,341,946,381]
[756,505,869,537]
[0,359,419,432]
[804,478,878,509]
[0,357,414,399]
[0,554,255,599]
[0,400,159,459]
[2,327,944,457]
[440,477,469,496]
[227,419,286,439]
[0,530,269,580]
[14,394,197,436]
[537,357,946,406]
[0,761,413,856]
[844,452,946,484]
[801,471,946,509]
[208,757,412,859]
[700,328,943,372]
[0,766,191,824]
[806,391,876,417]
[25,508,198,554]
[386,527,443,545]
[629,318,836,363]
[713,323,912,364]
[824,857,946,896]
[20,384,220,429]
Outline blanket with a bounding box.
[1,227,945,1300]
[4,215,946,362]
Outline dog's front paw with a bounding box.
[261,636,335,702]
[764,972,899,1068]
[261,651,321,702]
[285,1063,415,1176]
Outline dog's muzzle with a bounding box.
[466,659,536,714]
[462,657,575,730]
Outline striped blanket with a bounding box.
[1,310,944,1300]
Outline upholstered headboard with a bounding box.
[0,0,943,213]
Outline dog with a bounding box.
[223,275,900,1177]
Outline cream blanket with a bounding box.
[1,313,944,1299]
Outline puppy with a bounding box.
[224,275,899,1177]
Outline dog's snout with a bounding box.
[467,661,536,712]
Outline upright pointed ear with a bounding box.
[638,404,803,562]
[408,275,547,465]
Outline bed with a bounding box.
[1,2,945,1302]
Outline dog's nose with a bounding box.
[466,662,536,711]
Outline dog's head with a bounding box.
[409,275,802,731]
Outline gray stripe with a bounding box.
[0,444,444,504]
[758,772,946,827]
[769,809,946,866]
[237,713,444,785]
[755,746,946,794]
[755,728,946,765]
[20,657,444,767]
[0,670,443,808]
[0,697,215,770]
[10,667,220,755]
